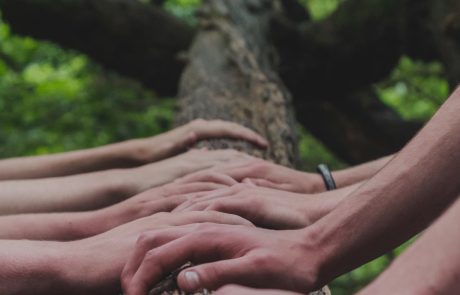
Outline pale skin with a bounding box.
[0,211,254,295]
[0,119,268,180]
[172,182,360,229]
[0,119,267,215]
[176,153,393,194]
[0,149,253,215]
[121,86,460,294]
[0,182,229,240]
[215,194,460,295]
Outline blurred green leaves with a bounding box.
[0,1,451,294]
[378,57,449,120]
[0,18,174,157]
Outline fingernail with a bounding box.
[184,271,200,290]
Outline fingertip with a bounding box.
[256,137,269,148]
[178,269,202,292]
[186,131,198,145]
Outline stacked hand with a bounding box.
[172,183,336,229]
[135,119,268,163]
[57,211,253,295]
[176,158,325,194]
[121,224,323,295]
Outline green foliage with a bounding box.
[0,1,451,294]
[377,56,450,120]
[300,0,341,20]
[0,19,173,157]
[163,0,202,23]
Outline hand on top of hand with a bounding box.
[121,224,323,295]
[60,211,253,295]
[171,182,337,230]
[176,158,325,194]
[138,119,268,163]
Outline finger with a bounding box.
[176,171,239,186]
[196,121,268,148]
[177,257,257,292]
[143,195,189,215]
[163,182,227,196]
[122,229,188,291]
[241,178,257,187]
[172,185,241,212]
[123,213,252,289]
[243,178,283,190]
[124,231,224,295]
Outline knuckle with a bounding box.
[136,231,156,250]
[250,251,277,268]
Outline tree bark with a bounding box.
[150,0,329,294]
[0,0,195,96]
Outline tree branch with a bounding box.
[294,88,422,164]
[0,0,195,96]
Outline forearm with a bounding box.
[308,87,460,284]
[358,195,460,295]
[0,156,197,215]
[0,212,93,240]
[0,240,67,295]
[331,155,394,188]
[0,168,136,215]
[0,137,160,180]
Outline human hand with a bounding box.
[131,149,254,192]
[137,119,268,163]
[176,158,325,194]
[58,211,252,295]
[121,225,325,295]
[215,285,303,295]
[92,181,229,236]
[173,183,335,229]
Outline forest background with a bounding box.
[0,0,451,294]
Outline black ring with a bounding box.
[316,164,337,191]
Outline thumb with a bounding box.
[177,258,252,292]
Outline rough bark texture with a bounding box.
[174,0,299,167]
[0,0,194,96]
[151,0,328,294]
[3,0,457,163]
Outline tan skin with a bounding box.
[0,119,266,215]
[0,211,253,295]
[0,119,268,180]
[121,87,460,294]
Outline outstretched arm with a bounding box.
[177,154,393,194]
[120,87,460,294]
[358,194,460,295]
[0,211,252,295]
[331,155,393,189]
[0,120,267,180]
[0,149,250,215]
[0,182,224,241]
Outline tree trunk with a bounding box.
[149,0,329,294]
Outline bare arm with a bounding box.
[358,194,460,295]
[0,120,267,180]
[0,212,251,295]
[331,155,394,188]
[0,149,250,215]
[118,87,460,294]
[0,182,225,241]
[308,86,460,285]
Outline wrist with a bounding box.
[0,241,71,295]
[298,226,337,287]
[58,239,122,295]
